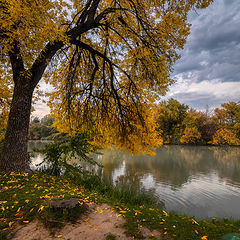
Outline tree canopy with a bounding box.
[0,0,213,171]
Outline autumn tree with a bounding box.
[0,0,213,172]
[215,102,240,137]
[211,101,240,145]
[210,128,240,146]
[180,108,216,144]
[180,126,201,144]
[155,98,188,144]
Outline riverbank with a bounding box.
[1,172,240,240]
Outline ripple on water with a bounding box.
[141,171,240,219]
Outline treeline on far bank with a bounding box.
[29,99,240,146]
[28,115,66,140]
[155,98,240,146]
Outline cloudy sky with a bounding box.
[33,0,240,117]
[166,0,240,111]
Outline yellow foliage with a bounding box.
[0,0,213,153]
[52,100,163,155]
[0,0,68,67]
[210,128,240,146]
[180,127,201,144]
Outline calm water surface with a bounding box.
[29,142,240,219]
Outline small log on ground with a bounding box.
[49,199,89,220]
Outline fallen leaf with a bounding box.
[9,222,14,227]
[38,205,44,212]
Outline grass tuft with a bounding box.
[105,233,116,240]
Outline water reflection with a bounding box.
[29,143,240,219]
[28,140,52,169]
[96,146,240,219]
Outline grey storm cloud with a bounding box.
[171,92,222,109]
[167,0,240,109]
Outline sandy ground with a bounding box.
[10,203,162,240]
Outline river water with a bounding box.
[28,141,240,220]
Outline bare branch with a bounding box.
[94,7,128,25]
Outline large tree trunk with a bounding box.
[0,77,34,172]
[0,40,62,173]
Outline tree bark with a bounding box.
[0,77,34,172]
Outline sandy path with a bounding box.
[10,204,133,240]
[11,203,163,240]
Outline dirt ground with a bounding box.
[10,203,162,240]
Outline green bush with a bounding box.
[34,133,102,177]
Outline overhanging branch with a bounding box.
[70,39,126,121]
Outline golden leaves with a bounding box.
[1,0,213,153]
[210,128,240,146]
[0,0,68,66]
[180,127,201,144]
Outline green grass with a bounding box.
[0,172,240,240]
[119,205,240,239]
[105,233,116,240]
[0,172,98,239]
[76,174,158,207]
